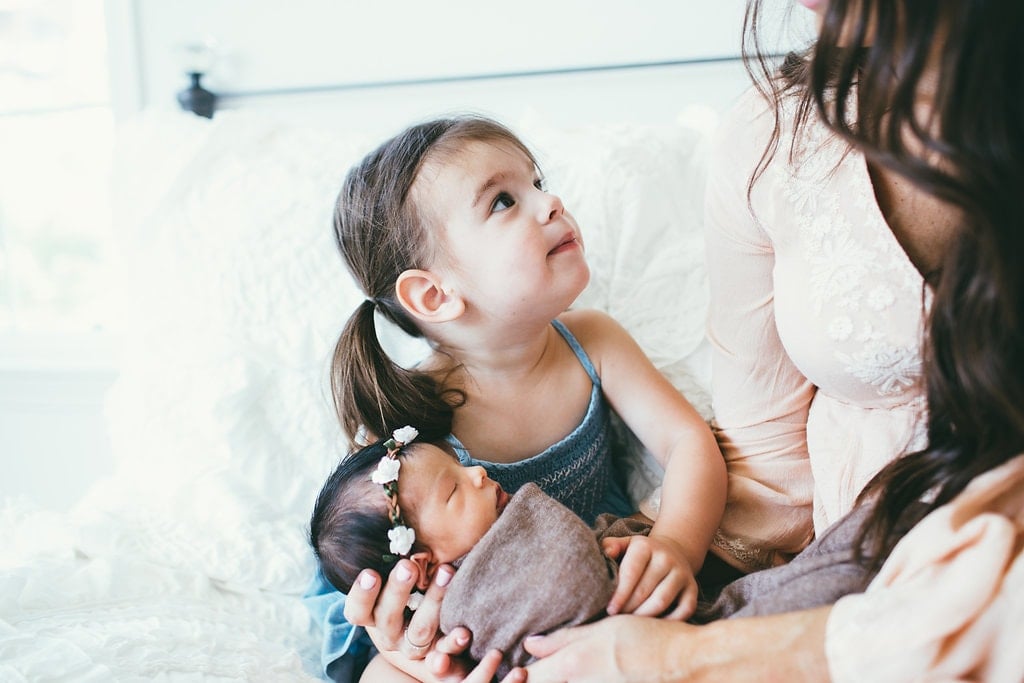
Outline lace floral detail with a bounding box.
[827,316,853,341]
[837,342,922,396]
[867,284,896,311]
[807,232,874,315]
[778,103,925,399]
[712,529,776,572]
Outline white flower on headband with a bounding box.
[371,456,401,485]
[388,525,416,555]
[393,426,419,444]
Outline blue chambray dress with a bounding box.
[303,319,633,681]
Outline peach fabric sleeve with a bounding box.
[704,90,815,572]
[826,455,1024,682]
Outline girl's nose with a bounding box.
[537,190,564,222]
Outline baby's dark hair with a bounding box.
[310,440,392,593]
[331,115,539,444]
[310,438,415,593]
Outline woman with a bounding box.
[347,0,1024,680]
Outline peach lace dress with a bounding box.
[704,88,929,573]
[706,88,1024,681]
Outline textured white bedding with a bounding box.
[0,108,714,681]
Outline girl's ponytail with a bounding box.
[331,299,457,444]
[330,115,528,445]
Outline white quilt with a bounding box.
[0,108,713,681]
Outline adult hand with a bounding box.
[343,559,455,661]
[524,606,833,682]
[522,614,691,682]
[603,534,698,620]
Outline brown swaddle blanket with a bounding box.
[439,483,649,675]
[438,482,892,676]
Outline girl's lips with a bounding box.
[496,486,510,513]
[548,235,580,256]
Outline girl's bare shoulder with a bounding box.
[556,309,634,357]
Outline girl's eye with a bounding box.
[491,192,515,213]
[534,177,546,191]
[446,483,457,504]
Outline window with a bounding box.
[0,0,114,345]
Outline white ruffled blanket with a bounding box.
[0,109,713,681]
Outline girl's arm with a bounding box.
[563,308,726,618]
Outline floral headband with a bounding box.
[371,426,419,561]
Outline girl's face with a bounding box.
[413,140,590,322]
[401,444,510,565]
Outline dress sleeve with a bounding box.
[825,455,1024,682]
[704,90,816,572]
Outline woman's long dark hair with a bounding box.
[744,0,1024,568]
[331,116,538,444]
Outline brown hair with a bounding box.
[743,0,1024,568]
[331,115,538,443]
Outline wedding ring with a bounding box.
[404,628,431,654]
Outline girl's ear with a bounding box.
[408,550,438,591]
[395,269,465,323]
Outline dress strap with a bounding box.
[551,319,600,386]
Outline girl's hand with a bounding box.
[602,534,698,620]
[343,559,455,661]
[522,614,692,682]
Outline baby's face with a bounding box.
[401,444,510,564]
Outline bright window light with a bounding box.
[0,0,114,338]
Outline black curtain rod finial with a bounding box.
[177,71,217,119]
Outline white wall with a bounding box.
[110,0,813,119]
[0,336,117,511]
[115,0,753,114]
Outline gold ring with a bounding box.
[404,628,431,652]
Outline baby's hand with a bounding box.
[601,534,698,621]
